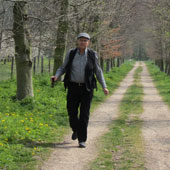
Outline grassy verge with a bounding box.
[0,57,53,81]
[146,61,170,107]
[90,66,145,170]
[0,61,134,170]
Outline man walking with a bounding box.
[51,33,109,148]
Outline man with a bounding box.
[51,33,109,148]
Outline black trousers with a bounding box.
[66,82,93,142]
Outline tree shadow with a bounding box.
[11,139,79,149]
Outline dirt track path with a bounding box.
[141,63,170,170]
[40,63,139,170]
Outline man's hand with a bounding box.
[103,88,109,95]
[51,76,58,82]
[51,76,58,88]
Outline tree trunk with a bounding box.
[41,56,44,73]
[106,59,110,72]
[0,2,5,51]
[111,58,113,68]
[13,1,33,100]
[53,0,69,79]
[48,57,51,73]
[117,58,120,67]
[33,56,36,74]
[100,57,104,71]
[11,56,14,79]
[37,27,42,67]
[155,58,164,72]
[166,59,170,76]
[112,58,115,67]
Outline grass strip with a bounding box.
[89,66,145,170]
[146,61,170,107]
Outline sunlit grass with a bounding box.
[0,61,134,169]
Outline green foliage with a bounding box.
[0,57,53,81]
[132,42,148,61]
[0,61,134,169]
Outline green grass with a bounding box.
[0,62,15,81]
[0,57,53,81]
[0,61,134,170]
[90,66,145,170]
[146,61,170,107]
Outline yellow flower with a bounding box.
[0,143,4,146]
[12,113,16,116]
[45,124,48,127]
[34,147,37,150]
[25,127,30,131]
[25,118,28,120]
[5,113,9,116]
[32,152,35,155]
[1,120,5,122]
[39,123,43,126]
[20,120,24,123]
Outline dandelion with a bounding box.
[0,143,4,146]
[1,120,5,122]
[45,124,48,127]
[20,120,24,123]
[25,127,30,131]
[39,123,43,126]
[32,152,35,155]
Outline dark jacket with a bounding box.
[63,48,97,91]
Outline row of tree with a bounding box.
[0,0,169,100]
[150,0,170,75]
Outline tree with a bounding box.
[13,1,33,100]
[53,0,69,77]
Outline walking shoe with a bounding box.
[79,142,86,148]
[72,132,77,140]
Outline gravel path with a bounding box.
[40,63,139,170]
[141,63,170,170]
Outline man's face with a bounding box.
[77,37,90,49]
